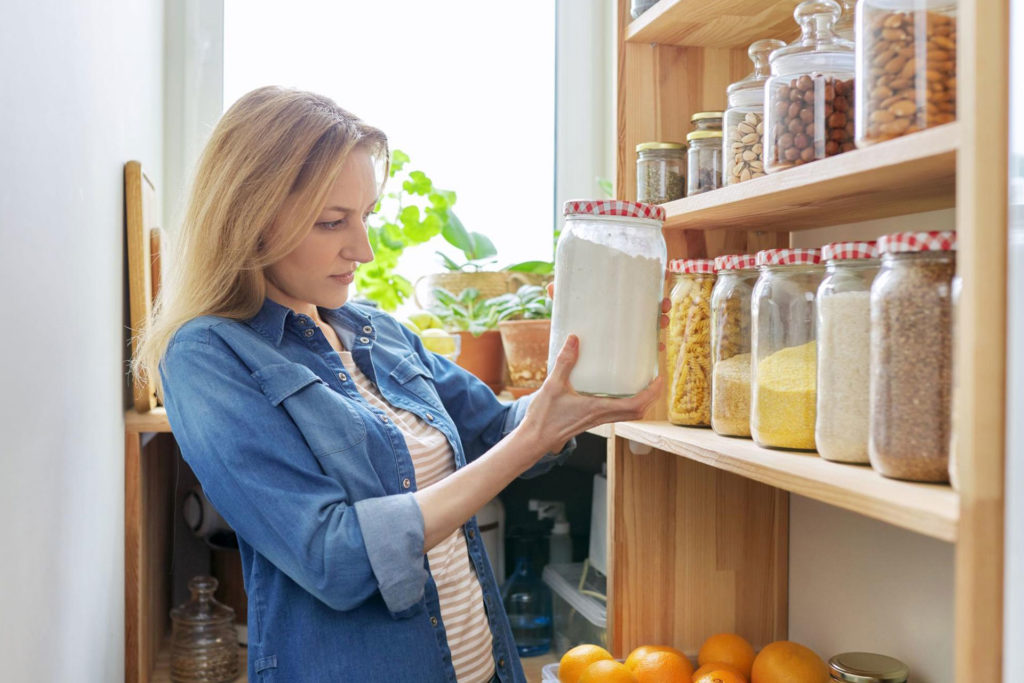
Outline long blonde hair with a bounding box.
[132,86,388,397]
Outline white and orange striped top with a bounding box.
[338,352,496,683]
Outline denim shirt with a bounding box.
[159,298,571,682]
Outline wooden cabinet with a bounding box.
[606,0,1008,680]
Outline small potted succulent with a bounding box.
[488,285,553,397]
[428,287,505,393]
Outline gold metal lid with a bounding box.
[636,141,686,151]
[690,111,723,122]
[828,652,909,683]
[686,130,723,141]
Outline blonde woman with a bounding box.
[134,86,661,683]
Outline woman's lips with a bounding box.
[330,272,355,285]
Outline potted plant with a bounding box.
[488,285,553,397]
[427,287,505,393]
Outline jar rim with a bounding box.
[687,130,723,141]
[636,141,686,151]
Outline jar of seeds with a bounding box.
[764,0,856,173]
[667,259,716,426]
[687,130,723,195]
[711,253,758,437]
[636,142,686,204]
[724,39,786,185]
[869,231,956,482]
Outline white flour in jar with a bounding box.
[816,290,871,462]
[548,235,664,396]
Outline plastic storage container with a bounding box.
[765,0,856,172]
[502,536,553,656]
[869,230,956,482]
[169,576,240,683]
[724,39,786,185]
[636,142,686,204]
[549,200,667,397]
[815,241,880,463]
[856,0,957,146]
[751,248,824,450]
[541,562,607,658]
[711,254,758,437]
[828,652,910,682]
[666,259,716,426]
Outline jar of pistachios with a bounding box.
[636,142,686,204]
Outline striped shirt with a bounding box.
[339,351,497,683]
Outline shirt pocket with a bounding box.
[389,356,442,409]
[252,363,367,457]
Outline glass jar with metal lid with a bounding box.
[711,253,758,437]
[833,0,856,41]
[724,39,786,185]
[636,142,686,204]
[691,111,723,131]
[828,652,909,683]
[687,112,723,194]
[666,258,716,426]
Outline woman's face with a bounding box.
[264,148,377,315]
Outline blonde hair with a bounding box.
[132,86,388,397]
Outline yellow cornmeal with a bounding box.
[753,340,817,450]
[667,275,714,425]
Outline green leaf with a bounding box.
[389,149,410,177]
[403,170,432,196]
[467,232,497,261]
[380,222,406,250]
[429,189,456,211]
[505,260,554,275]
[441,210,473,255]
[435,251,462,271]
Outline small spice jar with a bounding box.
[751,248,824,450]
[170,575,240,683]
[687,112,724,194]
[855,0,957,146]
[828,652,909,683]
[711,254,758,437]
[869,230,956,482]
[666,258,716,426]
[724,39,786,185]
[815,241,880,464]
[764,0,856,172]
[636,142,686,204]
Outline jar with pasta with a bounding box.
[666,259,716,426]
[711,254,758,437]
[751,248,824,450]
[724,39,786,185]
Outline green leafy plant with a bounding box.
[489,285,553,322]
[434,214,498,272]
[427,287,500,336]
[504,260,554,276]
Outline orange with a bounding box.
[560,644,615,683]
[579,659,637,683]
[750,641,828,683]
[630,650,695,682]
[694,668,747,683]
[693,662,748,682]
[624,645,690,672]
[698,634,756,678]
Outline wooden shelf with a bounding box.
[627,0,799,48]
[658,123,959,232]
[613,420,959,542]
[126,406,172,433]
[586,424,614,438]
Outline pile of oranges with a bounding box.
[557,633,828,683]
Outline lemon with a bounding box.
[420,328,457,355]
[408,311,445,331]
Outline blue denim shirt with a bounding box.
[160,297,570,682]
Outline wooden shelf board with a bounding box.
[627,0,799,48]
[614,420,959,542]
[125,406,172,434]
[586,424,614,438]
[660,123,959,232]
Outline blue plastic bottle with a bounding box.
[500,535,553,656]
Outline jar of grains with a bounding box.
[724,39,786,185]
[948,272,962,489]
[828,652,910,683]
[764,0,856,173]
[855,0,957,146]
[549,200,668,397]
[751,248,824,450]
[711,253,759,437]
[666,258,717,426]
[869,230,956,482]
[815,241,880,463]
[636,142,686,204]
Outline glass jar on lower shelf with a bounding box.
[828,652,909,683]
[751,248,824,450]
[636,142,686,204]
[666,259,717,426]
[170,576,240,683]
[711,254,758,437]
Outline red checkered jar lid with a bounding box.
[877,231,957,254]
[676,259,716,274]
[563,199,666,223]
[821,241,879,261]
[715,254,758,271]
[756,248,822,267]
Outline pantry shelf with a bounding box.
[626,0,799,48]
[613,420,959,542]
[659,123,959,233]
[126,406,172,433]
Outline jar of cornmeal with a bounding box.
[710,253,758,437]
[666,258,716,426]
[751,248,824,450]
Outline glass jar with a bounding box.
[828,652,909,683]
[170,576,239,683]
[630,0,658,19]
[949,272,962,489]
[751,248,824,450]
[666,259,716,425]
[833,0,857,41]
[636,142,686,204]
[691,111,723,132]
[765,0,856,172]
[856,0,957,146]
[869,231,956,482]
[549,200,668,397]
[687,131,723,195]
[815,242,880,463]
[711,254,758,437]
[724,39,786,185]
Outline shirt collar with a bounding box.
[245,297,374,347]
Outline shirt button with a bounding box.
[359,336,370,344]
[430,616,438,627]
[304,328,314,337]
[402,478,411,489]
[297,318,306,327]
[426,413,435,421]
[498,657,505,668]
[468,528,476,539]
[337,372,347,382]
[362,325,373,333]
[379,414,389,424]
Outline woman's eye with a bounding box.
[316,218,346,230]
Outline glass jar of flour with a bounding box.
[549,200,668,396]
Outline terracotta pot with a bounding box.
[497,319,551,392]
[454,330,505,393]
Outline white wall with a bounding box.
[0,2,165,680]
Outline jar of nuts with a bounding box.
[856,0,957,146]
[764,0,856,173]
[724,39,786,185]
[636,142,686,204]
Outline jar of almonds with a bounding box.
[724,38,786,185]
[764,0,856,173]
[855,0,957,146]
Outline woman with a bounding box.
[134,86,661,682]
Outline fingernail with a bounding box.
[568,335,578,350]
